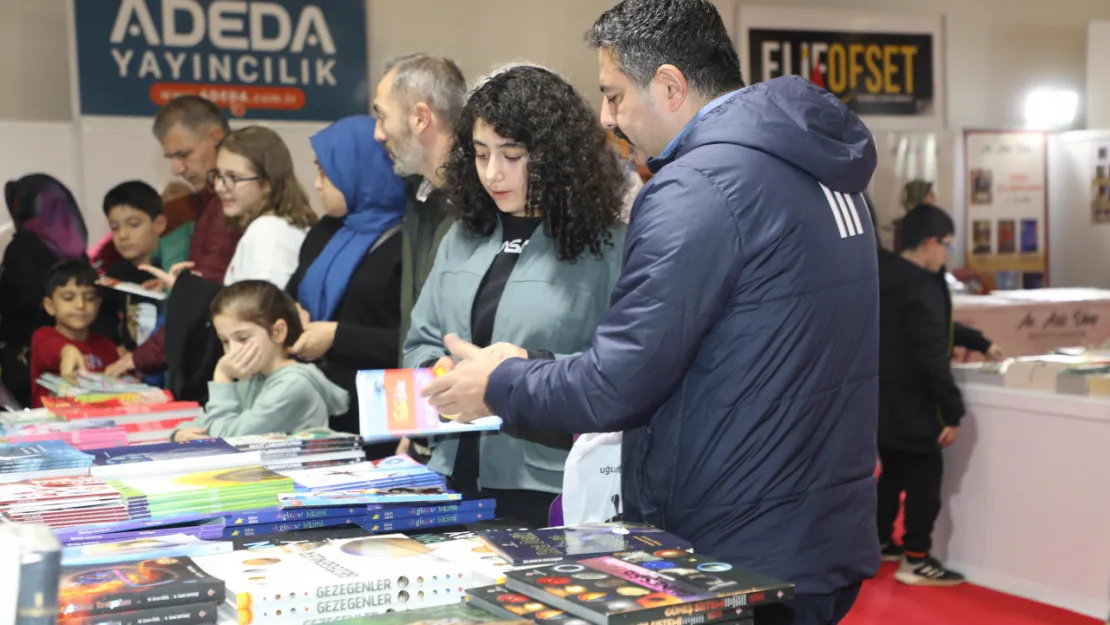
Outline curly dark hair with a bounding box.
[445,66,626,261]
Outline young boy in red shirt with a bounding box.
[29,260,120,407]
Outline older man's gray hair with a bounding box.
[384,54,467,129]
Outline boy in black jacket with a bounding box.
[877,204,1003,586]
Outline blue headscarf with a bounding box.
[299,116,408,322]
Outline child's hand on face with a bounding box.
[215,341,263,383]
[59,344,88,383]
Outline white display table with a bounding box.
[932,384,1110,619]
[954,288,1110,357]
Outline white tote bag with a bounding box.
[561,432,623,525]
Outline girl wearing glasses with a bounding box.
[141,126,317,407]
[210,126,318,288]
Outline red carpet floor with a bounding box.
[841,562,1102,625]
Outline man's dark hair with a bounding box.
[103,180,163,219]
[900,204,955,252]
[45,259,99,296]
[152,95,231,140]
[586,0,744,98]
[383,54,467,130]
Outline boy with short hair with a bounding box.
[29,260,120,407]
[94,181,166,353]
[877,204,1000,586]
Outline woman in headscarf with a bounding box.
[0,174,88,406]
[285,115,408,440]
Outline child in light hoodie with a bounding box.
[173,280,348,441]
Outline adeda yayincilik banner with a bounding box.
[72,0,369,121]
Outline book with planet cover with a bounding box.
[58,556,225,618]
[502,550,792,625]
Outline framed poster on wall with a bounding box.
[738,6,944,131]
[963,130,1049,289]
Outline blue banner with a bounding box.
[73,0,369,121]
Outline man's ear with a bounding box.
[153,214,168,236]
[207,126,225,144]
[412,102,433,134]
[42,296,56,318]
[654,64,689,112]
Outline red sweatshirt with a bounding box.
[131,187,241,372]
[30,327,119,408]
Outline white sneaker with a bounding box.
[894,556,967,587]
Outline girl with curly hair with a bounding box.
[404,65,628,526]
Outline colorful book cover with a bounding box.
[479,524,693,566]
[0,474,118,507]
[59,556,225,618]
[504,551,792,625]
[355,369,503,442]
[279,460,445,492]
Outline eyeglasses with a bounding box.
[207,170,262,190]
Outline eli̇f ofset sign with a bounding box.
[71,0,369,121]
[739,6,944,129]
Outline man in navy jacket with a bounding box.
[425,1,880,622]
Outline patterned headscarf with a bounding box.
[5,174,87,260]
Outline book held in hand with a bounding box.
[355,368,502,442]
[96,277,167,302]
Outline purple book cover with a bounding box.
[53,512,229,539]
[61,520,226,546]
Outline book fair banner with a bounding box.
[964,131,1049,290]
[69,0,369,121]
[738,6,944,131]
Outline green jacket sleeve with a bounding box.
[198,377,329,437]
[402,226,456,369]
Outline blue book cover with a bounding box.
[0,440,93,471]
[360,509,493,533]
[364,498,496,520]
[224,506,364,526]
[221,514,366,538]
[91,439,237,466]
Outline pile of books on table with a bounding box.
[0,440,95,480]
[226,431,366,471]
[4,376,202,447]
[0,473,128,529]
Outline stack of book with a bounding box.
[108,465,295,520]
[58,556,223,625]
[53,400,204,445]
[36,372,161,399]
[0,474,128,529]
[225,431,366,472]
[222,498,497,541]
[468,549,795,625]
[0,419,128,450]
[193,533,479,624]
[0,440,95,481]
[276,455,461,509]
[88,439,264,480]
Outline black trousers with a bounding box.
[876,447,943,554]
[753,583,861,625]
